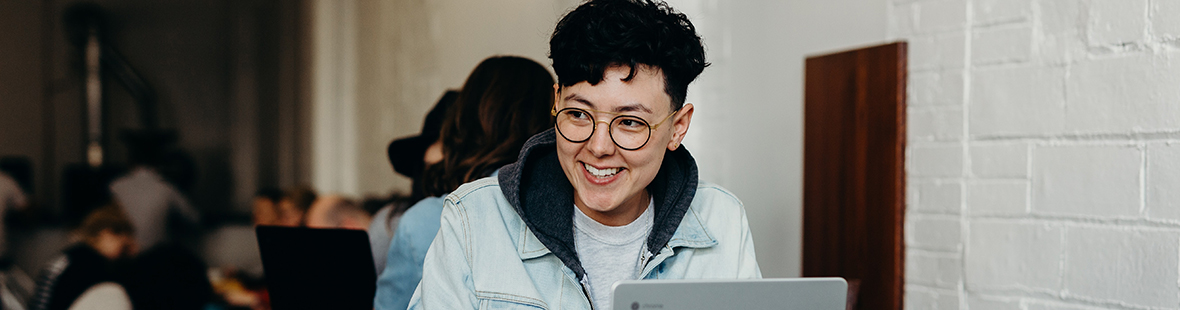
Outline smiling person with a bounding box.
[407,0,760,309]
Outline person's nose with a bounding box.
[586,121,616,157]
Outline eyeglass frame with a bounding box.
[551,106,681,151]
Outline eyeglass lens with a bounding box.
[555,108,651,150]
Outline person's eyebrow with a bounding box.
[563,93,597,110]
[613,104,652,114]
[563,93,653,114]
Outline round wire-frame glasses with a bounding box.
[552,106,679,150]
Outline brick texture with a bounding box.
[969,66,1066,136]
[915,0,967,34]
[916,180,963,214]
[967,296,1021,310]
[908,70,964,107]
[1154,0,1180,38]
[894,0,1180,306]
[1148,143,1180,221]
[965,221,1062,292]
[910,144,964,177]
[908,216,963,251]
[910,32,967,71]
[1087,0,1147,46]
[969,143,1028,178]
[1035,0,1087,64]
[966,180,1027,215]
[910,107,964,142]
[1063,228,1179,308]
[1064,54,1180,133]
[906,286,961,310]
[971,25,1032,65]
[907,252,962,289]
[973,0,1030,26]
[1031,145,1140,218]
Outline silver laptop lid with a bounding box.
[612,277,847,310]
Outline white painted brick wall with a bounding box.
[1035,0,1088,64]
[971,25,1033,65]
[1039,0,1084,35]
[906,286,961,310]
[1031,145,1141,218]
[969,66,1066,136]
[907,251,963,289]
[965,221,1062,292]
[910,144,965,177]
[915,0,968,34]
[908,70,965,107]
[966,180,1027,215]
[969,143,1029,178]
[910,33,967,71]
[967,296,1021,310]
[1154,0,1180,39]
[892,0,1180,307]
[1064,54,1180,132]
[1148,143,1180,221]
[1025,303,1107,310]
[916,180,963,214]
[910,107,965,142]
[908,216,963,251]
[1087,0,1148,46]
[972,0,1030,26]
[1063,228,1179,308]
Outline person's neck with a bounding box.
[575,190,650,227]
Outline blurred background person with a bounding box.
[276,186,317,227]
[386,91,460,202]
[0,162,30,267]
[305,195,371,231]
[109,132,200,252]
[374,55,555,310]
[28,204,136,310]
[252,188,284,226]
[368,90,459,275]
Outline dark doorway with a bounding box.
[802,42,907,310]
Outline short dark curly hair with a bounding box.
[549,0,708,110]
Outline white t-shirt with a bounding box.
[573,199,654,310]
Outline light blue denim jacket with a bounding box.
[376,172,500,310]
[407,129,761,309]
[374,196,445,310]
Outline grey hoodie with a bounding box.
[497,128,700,280]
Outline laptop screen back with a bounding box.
[612,278,847,310]
[256,226,377,310]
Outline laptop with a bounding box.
[256,226,377,310]
[612,277,847,310]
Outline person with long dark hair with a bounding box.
[374,55,555,310]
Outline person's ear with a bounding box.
[552,83,561,111]
[667,103,694,151]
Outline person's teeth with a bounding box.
[584,163,619,177]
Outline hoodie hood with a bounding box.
[497,128,698,279]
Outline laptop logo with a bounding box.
[631,302,639,310]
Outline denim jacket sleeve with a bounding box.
[736,198,762,278]
[375,197,445,310]
[407,197,478,309]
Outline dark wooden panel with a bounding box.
[803,42,906,310]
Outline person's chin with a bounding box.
[575,189,625,212]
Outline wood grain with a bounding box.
[803,42,907,310]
